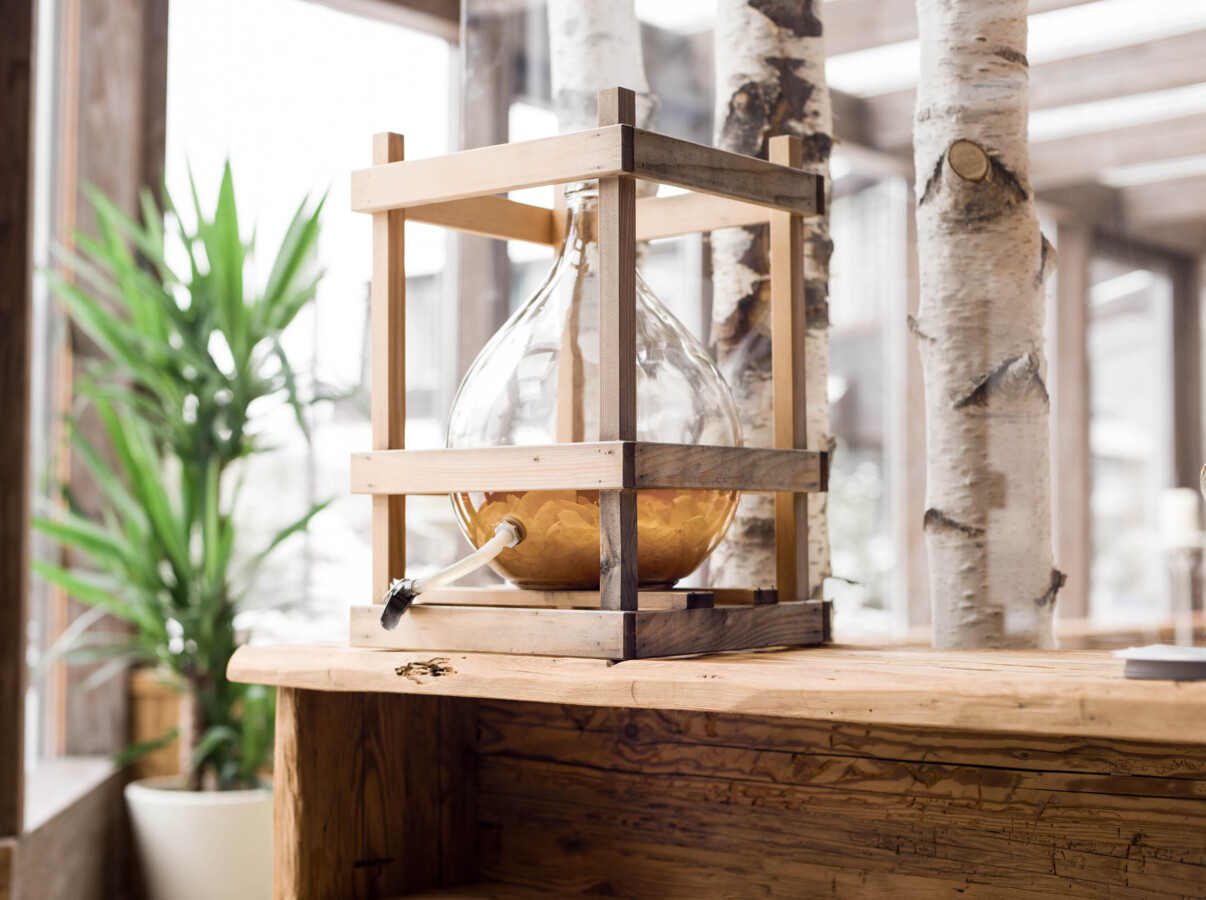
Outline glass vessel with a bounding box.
[446,185,742,589]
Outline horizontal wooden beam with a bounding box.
[350,604,629,658]
[350,443,827,495]
[416,587,716,610]
[636,193,769,240]
[633,443,826,492]
[1031,114,1206,189]
[824,0,1098,56]
[351,443,628,493]
[414,587,774,610]
[348,601,829,659]
[633,601,828,658]
[406,195,556,244]
[351,126,630,213]
[631,129,822,216]
[865,32,1206,151]
[1122,174,1206,227]
[316,0,459,41]
[353,127,821,217]
[400,192,773,246]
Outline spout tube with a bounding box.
[380,517,525,630]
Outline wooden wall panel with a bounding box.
[128,669,181,780]
[0,839,14,900]
[59,0,168,756]
[15,770,126,900]
[0,0,36,840]
[475,700,1206,899]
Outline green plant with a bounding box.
[36,165,327,790]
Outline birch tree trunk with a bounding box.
[913,0,1062,648]
[708,0,832,595]
[547,0,655,133]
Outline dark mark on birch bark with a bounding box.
[924,508,986,539]
[1034,569,1066,609]
[1037,235,1057,287]
[918,153,946,207]
[993,46,1029,67]
[751,0,823,36]
[953,353,1049,410]
[907,314,934,342]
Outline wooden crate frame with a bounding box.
[350,87,830,660]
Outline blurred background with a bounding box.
[16,0,1206,889]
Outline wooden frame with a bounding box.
[350,87,829,660]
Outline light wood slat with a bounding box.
[371,132,406,607]
[417,587,714,610]
[229,643,1206,744]
[350,443,827,495]
[406,195,556,244]
[631,128,822,216]
[597,88,640,619]
[635,192,769,240]
[350,443,629,494]
[349,605,629,658]
[633,443,825,492]
[400,192,771,245]
[633,601,827,658]
[351,126,630,213]
[348,602,825,659]
[769,136,810,604]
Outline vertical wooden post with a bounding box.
[769,135,809,603]
[371,133,406,604]
[273,688,477,900]
[597,88,638,628]
[0,0,34,838]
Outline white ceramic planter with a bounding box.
[125,775,272,900]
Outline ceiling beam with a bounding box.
[823,0,1098,57]
[1122,174,1206,227]
[1031,114,1206,189]
[863,31,1206,151]
[306,0,459,41]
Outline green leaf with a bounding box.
[113,728,179,767]
[31,560,135,623]
[190,724,240,770]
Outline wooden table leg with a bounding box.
[273,688,476,900]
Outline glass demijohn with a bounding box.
[446,185,742,589]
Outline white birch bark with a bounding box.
[708,0,832,595]
[913,0,1062,647]
[547,0,655,132]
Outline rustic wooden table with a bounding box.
[229,645,1206,899]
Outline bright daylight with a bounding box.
[4,0,1206,898]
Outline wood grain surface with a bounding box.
[470,700,1206,899]
[273,687,475,900]
[232,645,1206,744]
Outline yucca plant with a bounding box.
[36,165,327,790]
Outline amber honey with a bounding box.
[452,488,738,589]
